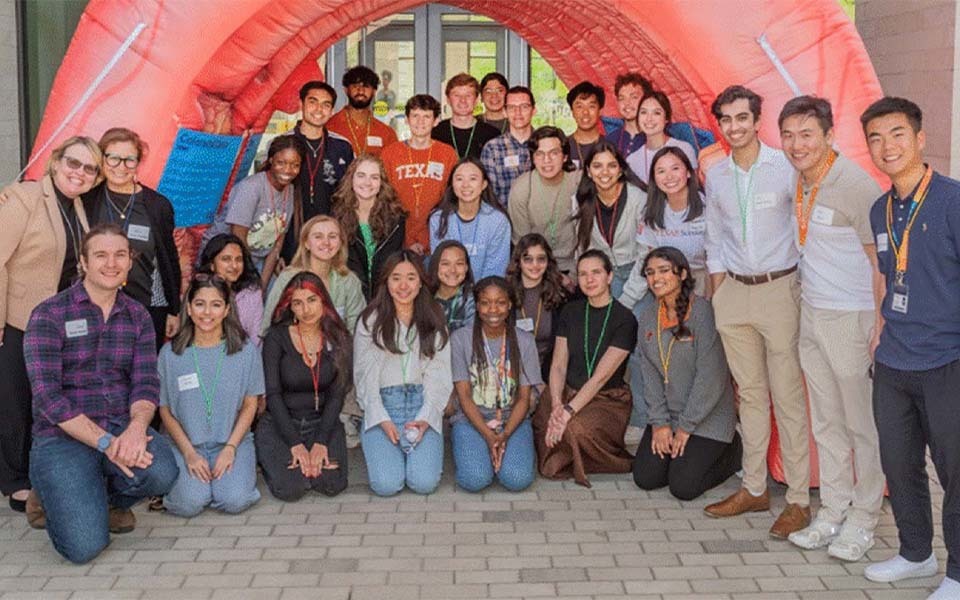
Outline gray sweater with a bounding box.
[637,297,737,443]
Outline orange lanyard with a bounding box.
[794,150,837,246]
[405,141,434,219]
[885,165,934,283]
[345,111,372,154]
[520,297,543,337]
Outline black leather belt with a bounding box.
[727,264,798,286]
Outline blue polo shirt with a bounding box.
[870,170,960,371]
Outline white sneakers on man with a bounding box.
[789,518,840,549]
[827,523,875,562]
[864,553,938,583]
[927,577,960,600]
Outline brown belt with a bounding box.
[727,264,798,286]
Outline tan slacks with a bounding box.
[712,271,810,505]
[799,302,884,529]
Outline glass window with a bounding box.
[529,48,575,132]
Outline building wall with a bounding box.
[0,0,21,183]
[857,0,957,175]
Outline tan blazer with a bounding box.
[0,175,90,330]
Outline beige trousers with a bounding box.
[799,302,884,529]
[712,271,810,505]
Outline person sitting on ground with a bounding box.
[23,223,178,563]
[632,246,741,500]
[533,250,638,487]
[159,273,262,516]
[451,276,540,492]
[257,272,352,500]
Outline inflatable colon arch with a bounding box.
[28,0,884,186]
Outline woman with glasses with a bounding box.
[506,234,568,381]
[354,250,452,496]
[508,127,580,277]
[85,128,182,350]
[0,136,101,512]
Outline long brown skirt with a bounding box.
[533,385,634,487]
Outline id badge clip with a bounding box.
[891,272,909,314]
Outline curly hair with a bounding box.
[332,155,407,244]
[506,233,566,310]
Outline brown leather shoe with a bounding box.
[704,488,770,518]
[25,489,45,530]
[769,503,811,539]
[108,507,136,534]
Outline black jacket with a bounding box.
[346,216,405,300]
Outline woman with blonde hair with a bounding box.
[0,136,101,511]
[332,155,406,300]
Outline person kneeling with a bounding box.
[158,274,262,516]
[451,277,541,492]
[534,250,638,487]
[24,224,178,564]
[256,272,352,500]
[632,247,741,500]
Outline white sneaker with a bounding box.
[788,518,841,550]
[827,523,875,562]
[343,416,361,449]
[624,425,642,446]
[864,553,938,583]
[927,577,960,600]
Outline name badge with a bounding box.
[127,224,150,242]
[891,282,909,314]
[177,373,200,391]
[876,233,889,252]
[516,317,534,332]
[367,135,383,147]
[426,161,445,180]
[572,159,582,170]
[753,192,777,210]
[503,154,521,168]
[65,319,88,338]
[811,205,834,226]
[688,221,706,234]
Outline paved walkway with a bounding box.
[0,448,946,600]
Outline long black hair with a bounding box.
[506,233,566,310]
[470,276,523,408]
[573,140,645,251]
[427,239,475,297]
[197,233,261,292]
[643,146,704,229]
[360,249,449,359]
[171,274,248,355]
[430,157,510,238]
[642,246,695,340]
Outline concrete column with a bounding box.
[0,0,21,182]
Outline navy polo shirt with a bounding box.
[870,171,960,371]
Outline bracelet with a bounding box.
[563,404,576,417]
[224,443,237,452]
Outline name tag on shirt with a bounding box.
[876,233,889,252]
[427,161,445,180]
[177,373,200,391]
[811,205,834,226]
[367,135,383,147]
[503,154,520,168]
[753,192,777,210]
[65,319,88,338]
[127,224,150,242]
[516,317,534,332]
[689,221,706,234]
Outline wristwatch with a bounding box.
[563,404,577,417]
[97,433,115,453]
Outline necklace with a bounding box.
[104,186,136,222]
[55,199,82,272]
[303,134,326,201]
[795,150,838,246]
[583,300,614,378]
[344,110,372,154]
[266,177,292,250]
[191,343,226,424]
[450,121,477,159]
[296,323,324,411]
[656,302,678,385]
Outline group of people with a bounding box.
[0,64,957,600]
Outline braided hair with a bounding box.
[642,246,695,340]
[470,277,524,408]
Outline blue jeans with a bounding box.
[452,418,535,492]
[29,424,178,564]
[627,293,654,429]
[361,384,443,496]
[163,433,259,517]
[610,262,634,300]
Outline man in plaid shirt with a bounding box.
[24,223,177,564]
[481,86,536,207]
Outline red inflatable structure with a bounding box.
[27,0,887,488]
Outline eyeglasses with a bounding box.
[61,156,99,177]
[505,103,533,112]
[533,149,564,161]
[104,153,139,169]
[521,255,548,265]
[193,273,228,285]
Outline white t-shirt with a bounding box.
[626,138,698,184]
[636,205,707,271]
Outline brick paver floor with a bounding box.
[0,446,946,599]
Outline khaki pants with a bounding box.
[799,302,883,529]
[712,271,810,505]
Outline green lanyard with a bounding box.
[450,121,477,159]
[734,162,755,245]
[534,174,564,249]
[191,343,226,424]
[398,326,415,385]
[583,301,614,378]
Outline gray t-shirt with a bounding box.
[450,325,542,423]
[158,340,265,446]
[206,172,295,259]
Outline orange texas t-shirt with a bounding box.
[326,109,398,157]
[381,140,458,250]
